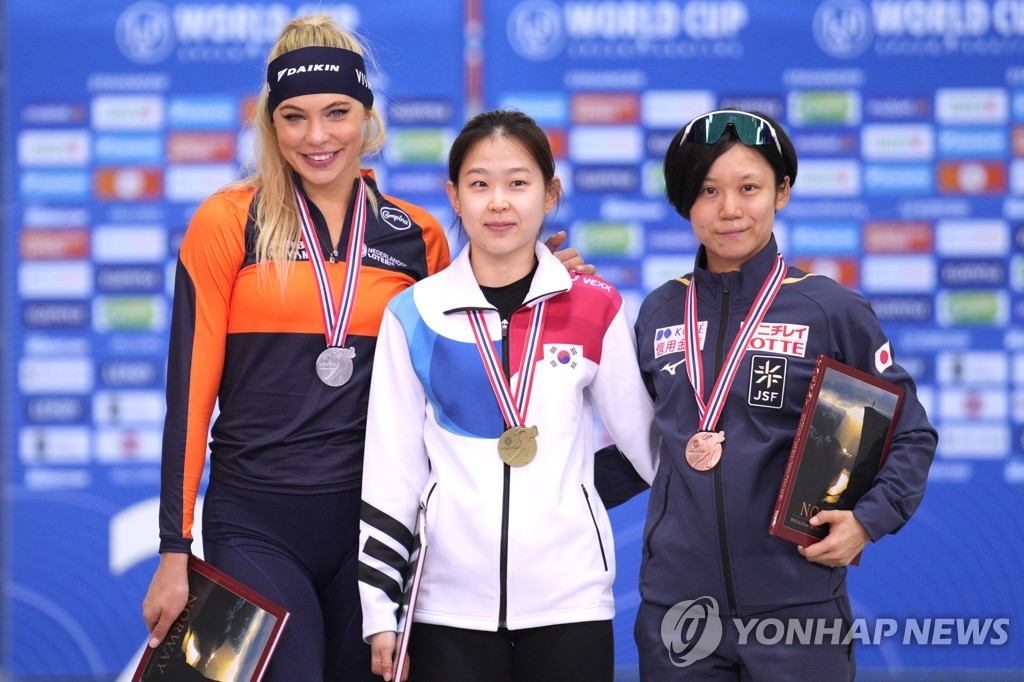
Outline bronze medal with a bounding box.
[498,425,539,467]
[682,255,785,474]
[316,346,356,387]
[685,430,725,471]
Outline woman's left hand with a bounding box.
[370,631,408,681]
[798,510,870,567]
[545,230,596,275]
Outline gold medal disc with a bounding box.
[498,425,539,467]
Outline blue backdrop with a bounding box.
[2,1,1022,679]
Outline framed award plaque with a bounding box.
[133,556,289,682]
[769,355,905,564]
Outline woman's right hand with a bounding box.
[370,630,407,681]
[141,552,190,648]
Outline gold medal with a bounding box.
[498,425,539,467]
[685,430,725,471]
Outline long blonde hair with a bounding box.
[229,14,386,286]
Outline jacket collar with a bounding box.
[292,169,383,236]
[692,234,782,305]
[441,240,572,314]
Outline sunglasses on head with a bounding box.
[681,110,783,156]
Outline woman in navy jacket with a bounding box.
[633,109,937,680]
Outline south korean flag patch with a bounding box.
[548,344,581,370]
[748,355,786,409]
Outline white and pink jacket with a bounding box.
[358,241,659,639]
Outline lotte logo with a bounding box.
[660,596,724,667]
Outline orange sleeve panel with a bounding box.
[160,188,250,552]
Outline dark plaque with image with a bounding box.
[133,556,289,682]
[769,355,904,565]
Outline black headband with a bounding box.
[266,46,373,114]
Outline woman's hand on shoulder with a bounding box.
[545,230,597,276]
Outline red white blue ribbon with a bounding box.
[294,178,367,348]
[684,254,786,431]
[467,301,546,428]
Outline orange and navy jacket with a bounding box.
[159,172,450,554]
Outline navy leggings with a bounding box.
[201,477,380,682]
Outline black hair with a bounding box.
[448,108,558,193]
[664,109,798,220]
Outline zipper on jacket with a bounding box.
[642,467,673,563]
[416,483,436,557]
[581,485,609,571]
[712,279,739,617]
[498,316,512,629]
[423,482,437,511]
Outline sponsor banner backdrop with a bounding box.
[2,0,1023,678]
[488,0,1023,675]
[2,1,461,678]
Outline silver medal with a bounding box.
[316,346,356,387]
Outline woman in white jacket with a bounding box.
[358,109,659,682]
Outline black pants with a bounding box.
[408,620,613,682]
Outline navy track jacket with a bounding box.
[634,236,937,618]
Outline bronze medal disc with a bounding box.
[316,346,356,387]
[498,425,539,467]
[685,431,725,471]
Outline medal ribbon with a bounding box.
[467,301,546,428]
[294,178,368,348]
[685,254,786,430]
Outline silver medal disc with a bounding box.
[316,346,356,387]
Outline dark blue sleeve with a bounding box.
[821,286,938,541]
[594,444,650,509]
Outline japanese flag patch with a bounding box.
[874,341,894,374]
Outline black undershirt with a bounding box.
[479,261,539,323]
